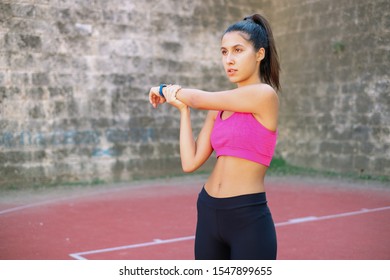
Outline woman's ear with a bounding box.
[256,47,265,62]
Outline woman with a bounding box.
[149,14,280,260]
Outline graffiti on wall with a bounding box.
[0,128,156,157]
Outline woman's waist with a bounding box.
[204,180,265,198]
[206,156,266,197]
[198,186,268,209]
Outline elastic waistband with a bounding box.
[198,187,267,210]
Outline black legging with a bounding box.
[195,187,277,260]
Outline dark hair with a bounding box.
[224,14,281,90]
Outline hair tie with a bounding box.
[243,15,269,47]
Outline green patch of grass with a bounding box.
[268,157,390,183]
[2,158,388,191]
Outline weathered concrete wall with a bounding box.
[0,0,266,187]
[1,0,389,188]
[271,0,390,177]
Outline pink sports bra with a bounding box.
[210,111,277,166]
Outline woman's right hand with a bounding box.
[164,85,188,111]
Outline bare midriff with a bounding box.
[204,155,268,198]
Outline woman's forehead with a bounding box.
[221,31,251,48]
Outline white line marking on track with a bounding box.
[69,206,390,259]
[0,203,55,215]
[287,216,317,223]
[70,235,195,260]
[275,206,390,226]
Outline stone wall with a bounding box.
[0,0,266,187]
[0,0,389,188]
[271,0,390,177]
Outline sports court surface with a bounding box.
[1,174,389,260]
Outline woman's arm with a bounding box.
[150,83,278,116]
[172,83,279,131]
[175,84,278,114]
[152,84,216,173]
[179,109,215,173]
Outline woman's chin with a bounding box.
[227,76,240,83]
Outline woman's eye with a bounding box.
[221,50,228,55]
[235,48,242,53]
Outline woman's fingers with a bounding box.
[149,86,165,108]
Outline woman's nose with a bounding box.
[226,53,234,64]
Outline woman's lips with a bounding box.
[227,69,237,76]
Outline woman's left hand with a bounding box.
[149,86,166,108]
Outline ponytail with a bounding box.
[224,14,281,91]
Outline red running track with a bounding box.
[0,175,389,260]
